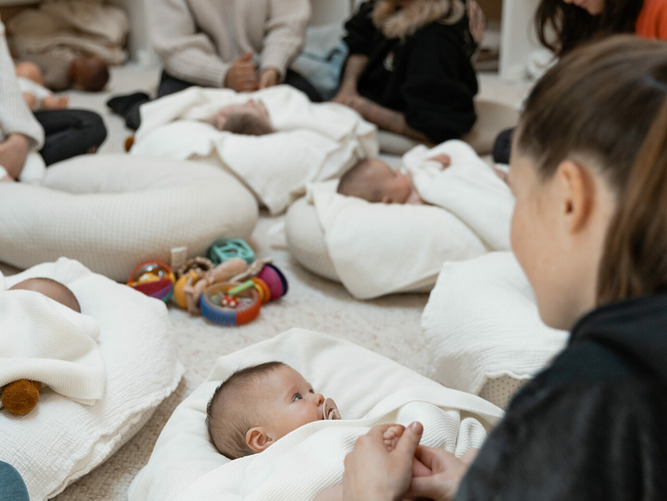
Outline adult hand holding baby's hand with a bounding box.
[342,422,424,501]
[226,52,259,92]
[259,68,280,89]
[404,447,478,501]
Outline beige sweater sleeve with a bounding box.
[0,23,44,148]
[259,0,310,79]
[148,0,232,88]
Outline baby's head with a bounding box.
[9,277,81,313]
[337,158,414,204]
[15,61,44,86]
[69,56,109,92]
[213,99,274,136]
[206,361,325,459]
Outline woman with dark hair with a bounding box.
[333,0,479,145]
[493,0,666,164]
[342,35,667,501]
[536,0,666,57]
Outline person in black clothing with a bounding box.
[341,35,667,501]
[333,0,478,145]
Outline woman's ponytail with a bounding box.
[597,99,667,303]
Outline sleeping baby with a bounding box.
[336,154,452,205]
[206,99,275,137]
[206,361,407,459]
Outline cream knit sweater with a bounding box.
[0,22,44,148]
[149,0,310,88]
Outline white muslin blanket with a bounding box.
[0,272,105,407]
[129,328,504,501]
[132,85,378,215]
[422,252,569,398]
[308,140,514,299]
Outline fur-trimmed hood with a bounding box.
[372,0,466,40]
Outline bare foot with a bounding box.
[382,424,405,451]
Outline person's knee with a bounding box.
[0,461,30,501]
[78,110,108,145]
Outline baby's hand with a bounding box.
[428,153,451,169]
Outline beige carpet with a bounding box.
[1,64,530,500]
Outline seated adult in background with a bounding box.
[0,21,106,182]
[332,0,479,145]
[108,0,319,130]
[492,0,667,163]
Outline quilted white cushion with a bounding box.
[129,328,503,501]
[422,252,568,409]
[0,154,258,281]
[0,258,184,501]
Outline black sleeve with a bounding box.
[456,380,667,501]
[342,1,377,56]
[400,23,478,143]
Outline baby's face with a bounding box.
[257,365,325,441]
[368,159,413,204]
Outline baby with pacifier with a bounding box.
[206,361,407,459]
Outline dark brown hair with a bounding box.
[515,35,667,303]
[206,361,285,459]
[69,56,110,92]
[535,0,643,56]
[222,112,274,136]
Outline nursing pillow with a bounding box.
[422,252,569,409]
[378,98,520,156]
[0,258,183,501]
[0,154,258,282]
[128,328,503,501]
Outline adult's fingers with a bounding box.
[394,422,423,457]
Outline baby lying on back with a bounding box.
[206,361,406,459]
[336,154,452,205]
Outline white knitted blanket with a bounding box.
[0,272,105,407]
[131,85,378,215]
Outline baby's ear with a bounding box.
[246,427,273,453]
[214,113,228,130]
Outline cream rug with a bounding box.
[1,63,529,500]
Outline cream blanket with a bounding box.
[131,85,378,215]
[129,328,503,501]
[309,140,514,299]
[0,272,105,407]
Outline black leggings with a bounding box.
[34,109,107,166]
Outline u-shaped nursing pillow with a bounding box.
[0,154,258,281]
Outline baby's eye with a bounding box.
[292,393,303,402]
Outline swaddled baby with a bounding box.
[206,361,404,459]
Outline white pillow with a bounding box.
[129,328,503,501]
[0,258,184,501]
[0,154,258,281]
[422,252,568,409]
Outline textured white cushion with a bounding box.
[422,252,568,409]
[129,328,503,501]
[0,154,258,281]
[0,258,184,501]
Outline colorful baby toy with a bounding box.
[127,261,175,302]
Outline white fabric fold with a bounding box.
[132,85,378,215]
[0,277,105,406]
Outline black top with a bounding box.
[343,1,478,144]
[457,294,667,500]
